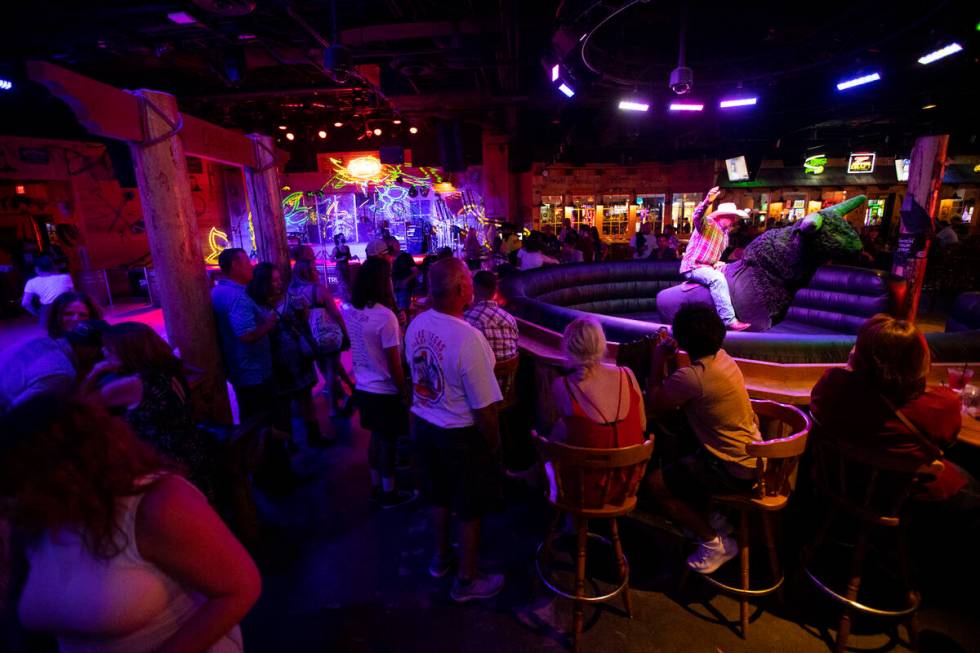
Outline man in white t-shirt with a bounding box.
[406,257,504,603]
[21,256,73,324]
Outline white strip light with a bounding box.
[551,64,560,82]
[719,97,758,108]
[669,102,703,111]
[618,100,650,112]
[836,72,881,91]
[558,83,575,98]
[917,42,963,65]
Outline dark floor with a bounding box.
[240,396,980,653]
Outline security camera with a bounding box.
[669,67,694,95]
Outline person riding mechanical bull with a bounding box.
[660,187,866,331]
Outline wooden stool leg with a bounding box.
[761,512,784,606]
[897,525,921,650]
[835,529,871,653]
[738,510,750,639]
[610,518,631,617]
[572,517,589,653]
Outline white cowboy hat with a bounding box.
[708,202,749,221]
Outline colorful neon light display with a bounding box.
[204,226,231,264]
[347,156,382,179]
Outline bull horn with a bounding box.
[831,194,867,218]
[799,211,823,233]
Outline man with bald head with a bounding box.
[406,257,504,602]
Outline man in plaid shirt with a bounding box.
[679,186,751,331]
[464,271,519,361]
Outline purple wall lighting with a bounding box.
[719,97,758,108]
[836,72,881,91]
[668,102,703,111]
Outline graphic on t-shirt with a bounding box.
[411,346,444,404]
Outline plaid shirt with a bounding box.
[679,196,729,274]
[464,300,519,362]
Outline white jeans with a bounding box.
[685,266,737,324]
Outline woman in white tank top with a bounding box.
[1,396,260,653]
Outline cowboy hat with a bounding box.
[708,202,748,221]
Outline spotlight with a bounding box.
[719,97,758,108]
[668,102,703,111]
[917,42,962,65]
[551,64,560,82]
[373,128,382,136]
[318,130,327,139]
[393,119,402,125]
[618,100,650,112]
[558,83,575,98]
[0,79,12,91]
[334,121,343,128]
[836,72,880,91]
[285,132,295,141]
[278,125,287,130]
[409,126,418,134]
[167,11,196,24]
[922,104,937,110]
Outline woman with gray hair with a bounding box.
[547,317,647,506]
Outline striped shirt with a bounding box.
[464,300,519,362]
[679,196,729,274]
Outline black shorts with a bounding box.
[356,390,408,440]
[414,417,502,521]
[661,447,755,509]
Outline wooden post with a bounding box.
[891,135,949,320]
[128,89,230,422]
[244,134,290,280]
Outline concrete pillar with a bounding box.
[891,135,949,320]
[245,134,290,281]
[128,89,230,421]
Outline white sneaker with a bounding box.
[687,534,738,574]
[450,571,505,603]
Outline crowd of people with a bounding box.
[0,221,976,651]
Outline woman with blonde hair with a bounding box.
[547,317,646,506]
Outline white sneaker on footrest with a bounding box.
[687,534,738,574]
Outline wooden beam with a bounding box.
[26,60,142,142]
[26,60,289,169]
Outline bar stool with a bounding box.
[532,434,653,652]
[688,399,811,639]
[803,438,941,653]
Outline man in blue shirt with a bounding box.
[212,248,278,422]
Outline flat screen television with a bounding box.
[725,155,750,181]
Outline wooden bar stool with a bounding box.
[532,434,653,652]
[803,438,941,653]
[689,399,811,639]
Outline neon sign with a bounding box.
[804,154,828,175]
[204,226,231,265]
[847,152,876,174]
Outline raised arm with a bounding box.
[691,186,722,234]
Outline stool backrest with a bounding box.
[533,434,653,515]
[810,437,943,527]
[494,354,520,410]
[746,400,812,500]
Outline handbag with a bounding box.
[301,285,344,354]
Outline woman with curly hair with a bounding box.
[45,291,102,338]
[1,395,260,652]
